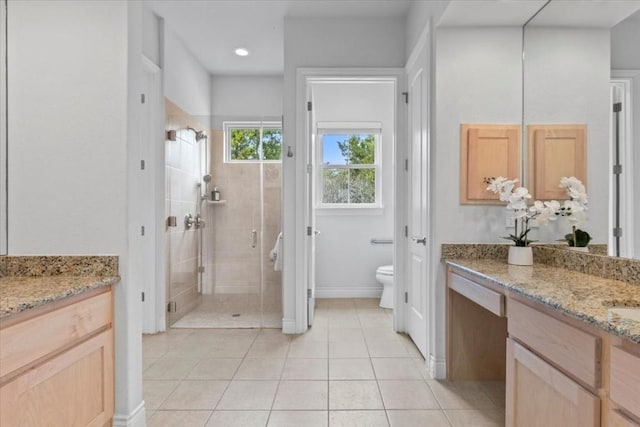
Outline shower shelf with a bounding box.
[206,200,227,205]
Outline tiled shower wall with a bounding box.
[164,99,207,325]
[204,130,282,320]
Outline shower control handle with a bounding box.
[251,230,257,248]
[411,236,427,245]
[184,213,195,230]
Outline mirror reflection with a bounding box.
[523,2,640,259]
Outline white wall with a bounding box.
[7,0,145,424]
[143,6,161,68]
[432,26,523,372]
[524,28,611,245]
[406,0,450,60]
[283,16,405,331]
[164,25,211,117]
[211,75,283,126]
[312,81,395,297]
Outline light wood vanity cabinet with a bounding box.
[0,287,114,427]
[446,266,640,427]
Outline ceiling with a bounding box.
[145,0,640,76]
[144,0,412,76]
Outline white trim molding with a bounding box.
[315,286,383,299]
[282,318,297,334]
[429,354,447,380]
[112,400,146,427]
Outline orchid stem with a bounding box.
[572,225,577,247]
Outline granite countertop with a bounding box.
[0,256,120,320]
[444,258,640,344]
[0,275,120,319]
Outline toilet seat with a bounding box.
[377,265,394,276]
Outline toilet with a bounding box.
[376,265,394,309]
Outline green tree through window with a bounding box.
[228,125,282,161]
[322,134,377,204]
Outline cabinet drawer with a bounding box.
[508,299,600,388]
[0,291,112,378]
[610,410,640,427]
[611,346,640,420]
[449,273,504,317]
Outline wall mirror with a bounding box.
[523,1,640,259]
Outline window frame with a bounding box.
[316,125,383,210]
[223,120,283,163]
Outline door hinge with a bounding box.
[141,292,145,302]
[307,289,312,298]
[307,164,312,173]
[141,226,145,236]
[613,102,622,113]
[167,301,177,313]
[405,159,408,171]
[404,292,408,303]
[307,226,312,236]
[141,93,146,104]
[140,159,146,170]
[613,164,622,175]
[402,91,408,104]
[198,266,205,273]
[613,227,623,238]
[307,101,312,111]
[404,225,408,238]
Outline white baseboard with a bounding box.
[282,318,297,334]
[429,354,446,379]
[315,286,383,299]
[112,400,146,427]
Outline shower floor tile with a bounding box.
[171,294,282,328]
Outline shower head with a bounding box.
[187,127,208,142]
[203,174,212,184]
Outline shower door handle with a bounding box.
[251,230,257,248]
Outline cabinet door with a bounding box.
[0,329,114,427]
[528,124,586,200]
[460,124,521,204]
[506,338,600,427]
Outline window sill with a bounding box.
[315,205,385,216]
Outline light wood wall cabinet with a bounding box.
[0,287,114,427]
[527,124,586,200]
[460,124,521,204]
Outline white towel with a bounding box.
[270,232,283,271]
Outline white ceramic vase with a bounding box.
[508,246,533,266]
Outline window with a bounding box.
[224,121,282,162]
[318,129,381,207]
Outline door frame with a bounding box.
[610,70,638,259]
[294,67,407,334]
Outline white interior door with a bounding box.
[406,43,429,357]
[306,90,317,326]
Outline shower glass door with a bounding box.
[196,117,282,328]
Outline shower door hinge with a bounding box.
[613,164,622,175]
[404,225,408,238]
[141,93,146,104]
[405,159,408,171]
[402,91,408,104]
[613,227,623,238]
[307,289,312,298]
[404,292,408,303]
[307,164,312,173]
[307,101,312,111]
[613,102,622,113]
[141,292,145,302]
[140,159,146,170]
[167,301,177,313]
[198,266,205,273]
[307,226,312,236]
[141,226,145,236]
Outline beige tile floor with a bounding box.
[143,298,505,427]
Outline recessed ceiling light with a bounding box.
[234,47,249,57]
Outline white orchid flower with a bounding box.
[486,176,507,193]
[530,200,559,225]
